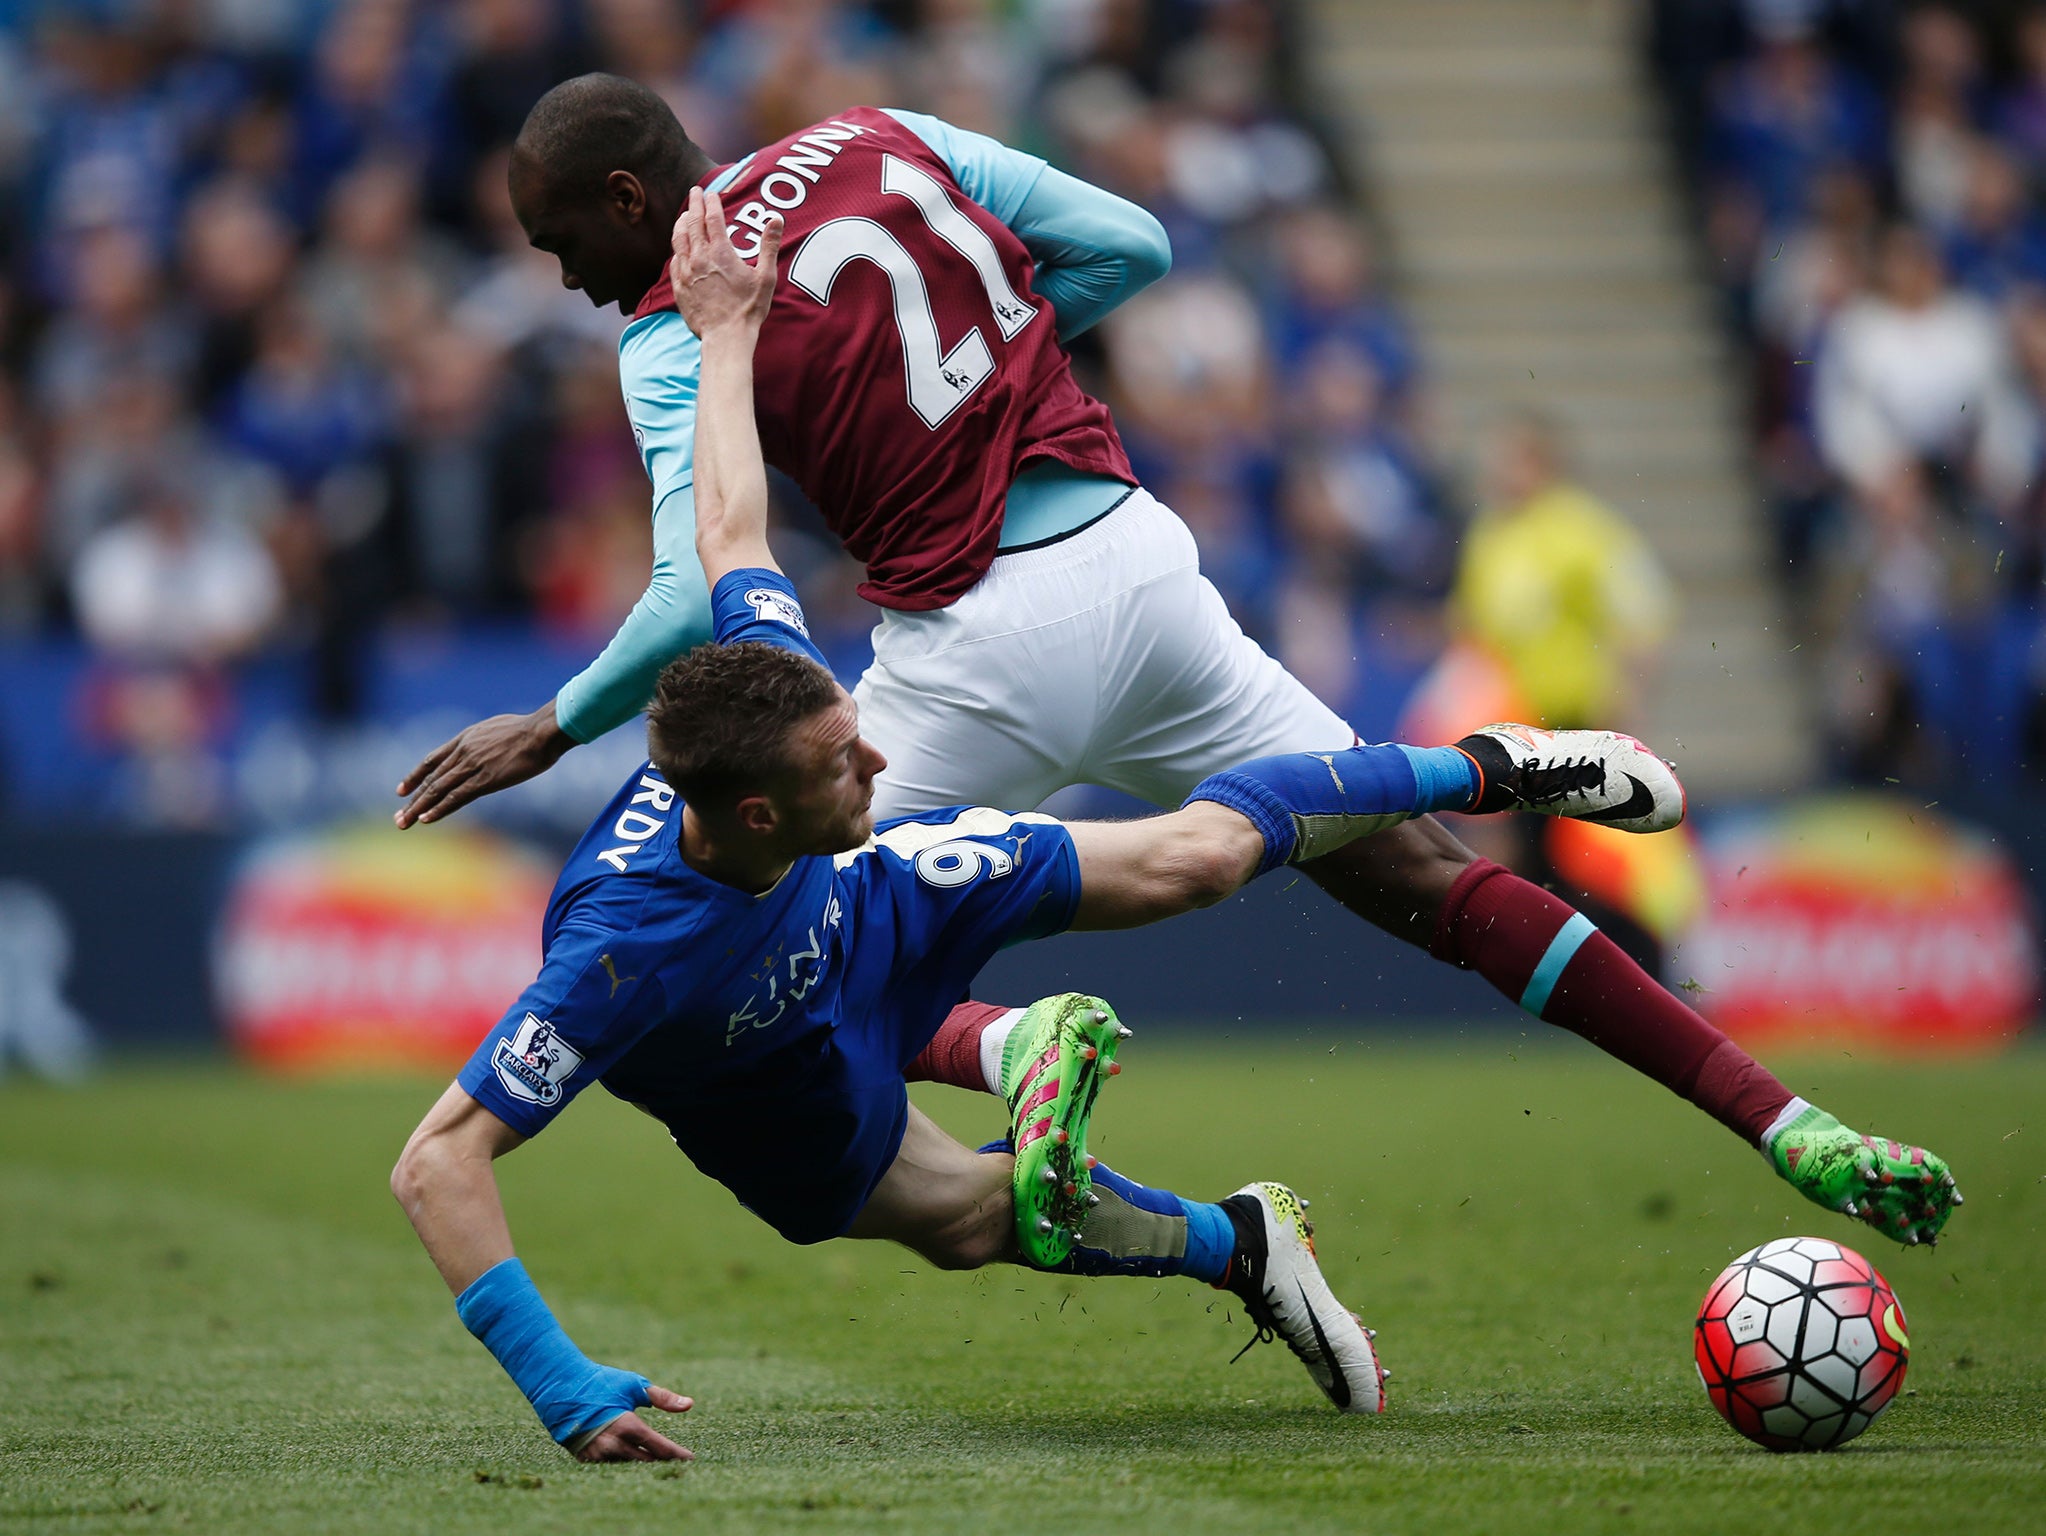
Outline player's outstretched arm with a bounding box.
[392,1083,693,1461]
[397,195,771,829]
[395,509,720,829]
[395,703,577,829]
[671,185,784,587]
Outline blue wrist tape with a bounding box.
[455,1257,651,1446]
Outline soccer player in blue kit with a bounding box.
[398,81,1960,1320]
[389,193,1746,1462]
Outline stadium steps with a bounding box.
[1302,0,1814,797]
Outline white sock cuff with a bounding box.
[979,1008,1026,1098]
[1759,1095,1812,1153]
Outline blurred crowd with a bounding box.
[1652,0,2046,784]
[0,0,1463,814]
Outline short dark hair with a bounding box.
[514,72,692,206]
[647,643,840,807]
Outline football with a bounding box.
[1694,1236,1911,1451]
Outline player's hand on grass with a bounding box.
[569,1384,695,1464]
[1767,1102,1962,1247]
[669,186,781,339]
[395,702,575,828]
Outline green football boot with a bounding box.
[1766,1101,1962,1246]
[1004,993,1130,1268]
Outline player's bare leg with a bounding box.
[844,1103,1384,1409]
[1299,811,1470,947]
[846,1103,1016,1269]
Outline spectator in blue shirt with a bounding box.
[1942,140,2046,299]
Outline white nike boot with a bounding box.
[1219,1182,1386,1414]
[1456,724,1686,833]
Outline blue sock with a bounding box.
[1186,741,1472,876]
[1051,1162,1234,1284]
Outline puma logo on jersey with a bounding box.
[598,954,639,999]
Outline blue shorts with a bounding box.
[615,1011,931,1247]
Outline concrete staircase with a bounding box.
[1301,0,1812,796]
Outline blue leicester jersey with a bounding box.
[456,568,1082,1242]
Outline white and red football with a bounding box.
[1694,1236,1910,1451]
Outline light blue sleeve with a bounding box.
[554,315,715,744]
[881,106,1047,223]
[883,108,1172,341]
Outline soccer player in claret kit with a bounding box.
[393,74,1957,1266]
[390,194,1959,1464]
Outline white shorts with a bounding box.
[855,488,1356,820]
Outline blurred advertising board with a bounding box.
[1679,795,2037,1052]
[0,829,231,1051]
[213,822,552,1073]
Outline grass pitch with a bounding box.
[3,1034,2043,1535]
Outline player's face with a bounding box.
[773,692,887,854]
[510,160,648,312]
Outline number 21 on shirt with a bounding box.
[788,156,1039,429]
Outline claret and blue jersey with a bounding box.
[456,569,1081,1243]
[553,106,1166,745]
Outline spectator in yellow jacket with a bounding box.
[1452,410,1675,729]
